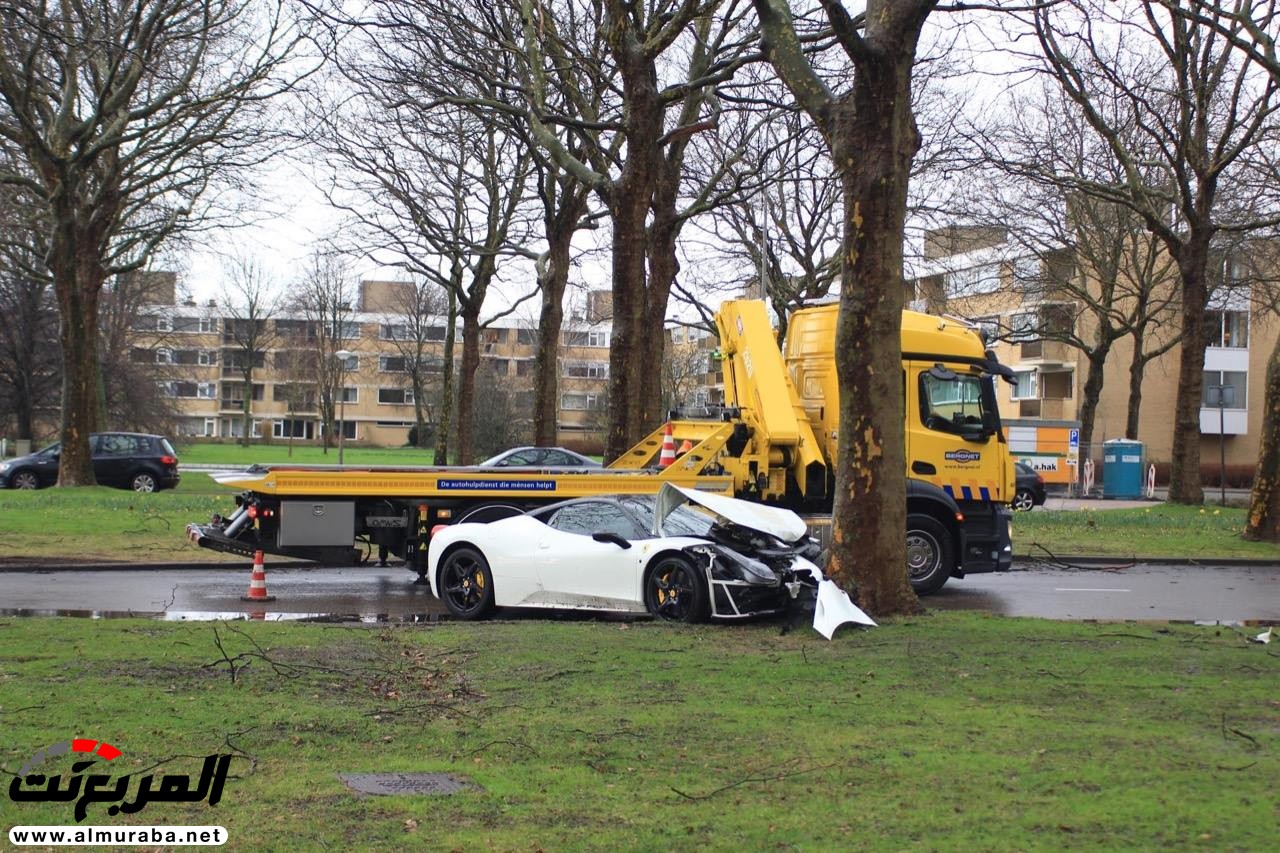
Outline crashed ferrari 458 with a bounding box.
[426,484,874,638]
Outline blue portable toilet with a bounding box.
[1102,439,1145,499]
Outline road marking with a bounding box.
[1054,588,1132,593]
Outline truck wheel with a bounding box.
[644,556,708,623]
[906,514,952,595]
[437,547,495,620]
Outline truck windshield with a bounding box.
[920,372,992,438]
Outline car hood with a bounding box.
[652,484,809,542]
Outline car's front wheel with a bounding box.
[1011,490,1036,512]
[906,514,953,595]
[130,472,158,493]
[644,556,708,623]
[11,470,40,490]
[437,546,495,620]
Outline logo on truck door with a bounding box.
[944,450,981,464]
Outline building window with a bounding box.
[380,323,412,340]
[945,263,1001,297]
[427,325,447,342]
[515,359,534,377]
[1202,371,1247,408]
[1204,310,1249,348]
[379,355,407,373]
[161,381,216,399]
[1009,312,1038,342]
[517,328,538,346]
[378,387,414,405]
[172,315,216,334]
[339,386,358,404]
[220,382,265,403]
[564,361,609,379]
[484,357,509,375]
[273,419,315,439]
[561,393,603,410]
[484,328,508,344]
[1011,370,1038,401]
[198,350,217,365]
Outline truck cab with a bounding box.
[785,303,1014,592]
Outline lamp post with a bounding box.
[335,349,355,466]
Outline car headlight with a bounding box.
[687,544,778,585]
[0,462,9,473]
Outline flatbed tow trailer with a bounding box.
[187,463,736,571]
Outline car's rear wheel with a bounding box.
[644,556,708,623]
[1011,490,1036,512]
[130,472,158,493]
[438,547,495,620]
[11,470,39,490]
[906,514,953,595]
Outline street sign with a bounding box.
[1067,427,1080,464]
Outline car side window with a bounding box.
[544,450,574,466]
[548,502,642,540]
[503,450,536,466]
[99,435,140,456]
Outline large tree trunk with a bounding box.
[436,294,458,465]
[1243,330,1280,542]
[642,171,681,429]
[603,21,664,462]
[532,226,573,446]
[1077,345,1110,449]
[456,306,482,465]
[1167,242,1211,504]
[1125,326,1146,440]
[50,237,103,487]
[826,65,919,616]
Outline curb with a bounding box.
[1012,555,1279,568]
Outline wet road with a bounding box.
[0,561,1275,623]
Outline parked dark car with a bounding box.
[1012,461,1047,511]
[477,446,602,468]
[0,432,180,492]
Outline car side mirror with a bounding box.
[592,531,632,549]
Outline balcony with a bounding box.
[1017,339,1073,367]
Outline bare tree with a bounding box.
[753,0,941,615]
[0,0,310,485]
[0,196,60,442]
[294,251,358,452]
[221,256,281,446]
[379,279,450,450]
[1156,2,1280,544]
[1026,0,1280,504]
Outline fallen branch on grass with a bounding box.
[669,761,839,801]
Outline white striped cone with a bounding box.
[658,424,676,468]
[241,550,276,602]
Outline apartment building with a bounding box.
[132,277,612,451]
[908,226,1276,477]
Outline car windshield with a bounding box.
[621,496,715,538]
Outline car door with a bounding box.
[92,433,136,487]
[531,501,647,610]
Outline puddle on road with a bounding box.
[0,608,448,624]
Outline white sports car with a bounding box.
[426,484,874,638]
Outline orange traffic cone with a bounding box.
[677,439,693,455]
[659,424,677,468]
[241,550,276,602]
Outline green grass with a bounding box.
[174,441,440,467]
[0,615,1274,850]
[1015,504,1279,561]
[0,474,241,562]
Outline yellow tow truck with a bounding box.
[188,299,1013,594]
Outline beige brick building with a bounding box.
[133,279,613,452]
[909,226,1276,480]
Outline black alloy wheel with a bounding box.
[438,546,495,619]
[644,556,708,623]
